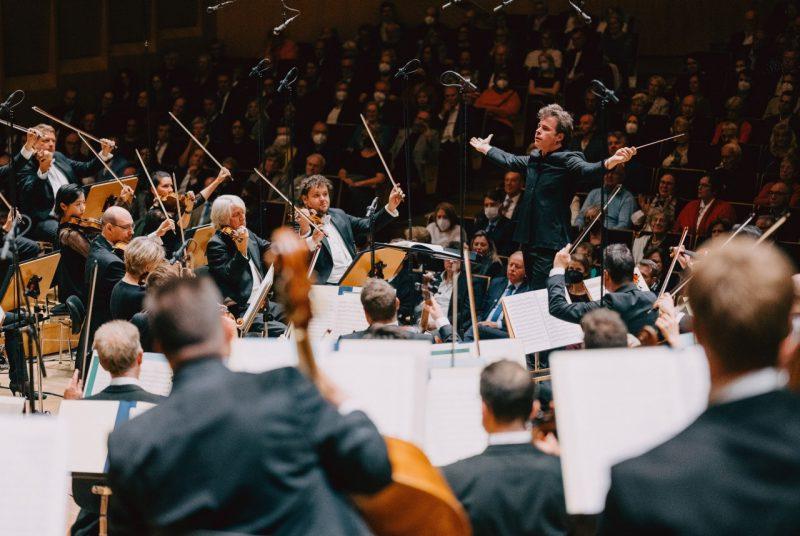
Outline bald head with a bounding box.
[101,206,134,244]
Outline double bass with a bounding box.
[269,228,471,536]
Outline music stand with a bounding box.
[185,224,214,269]
[83,175,139,219]
[339,247,407,286]
[1,252,60,312]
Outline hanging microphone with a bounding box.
[0,90,25,116]
[277,67,299,93]
[366,197,379,218]
[568,1,592,24]
[441,0,462,9]
[493,0,515,12]
[249,58,272,78]
[170,238,191,265]
[590,79,619,104]
[207,0,237,13]
[440,71,478,92]
[394,59,421,79]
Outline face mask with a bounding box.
[424,15,435,25]
[495,79,509,90]
[373,91,387,103]
[625,121,638,134]
[379,62,391,74]
[484,206,499,219]
[781,82,794,94]
[312,133,327,145]
[335,90,348,102]
[274,134,289,147]
[436,217,451,231]
[738,80,751,92]
[564,269,585,285]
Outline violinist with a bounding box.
[110,237,166,321]
[138,168,229,258]
[205,195,286,335]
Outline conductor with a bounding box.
[470,104,636,289]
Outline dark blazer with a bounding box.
[0,147,34,184]
[434,272,490,334]
[206,229,270,315]
[107,357,392,535]
[19,152,104,222]
[87,383,165,403]
[339,323,456,342]
[313,207,396,284]
[85,235,126,334]
[601,389,800,535]
[442,442,569,536]
[479,277,530,323]
[472,213,516,256]
[547,273,658,335]
[485,147,605,251]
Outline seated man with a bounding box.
[548,243,658,336]
[339,278,456,342]
[442,360,569,536]
[601,237,800,534]
[465,251,529,341]
[581,308,630,349]
[575,166,637,230]
[473,188,515,256]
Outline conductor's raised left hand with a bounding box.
[388,184,405,212]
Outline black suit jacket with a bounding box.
[0,148,34,185]
[434,272,490,335]
[107,357,391,535]
[313,207,396,284]
[19,151,104,222]
[601,389,800,535]
[339,323,456,342]
[86,383,166,403]
[479,277,530,323]
[442,442,569,536]
[485,147,605,250]
[473,213,516,256]
[85,235,126,333]
[547,274,658,335]
[206,229,270,314]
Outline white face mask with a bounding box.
[379,62,391,74]
[274,134,289,147]
[335,90,347,102]
[495,79,509,90]
[436,217,451,231]
[424,15,435,25]
[738,80,751,92]
[625,121,638,134]
[484,206,499,220]
[312,133,327,145]
[373,91,387,103]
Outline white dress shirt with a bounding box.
[710,367,787,405]
[695,199,714,233]
[488,430,532,446]
[109,377,142,387]
[503,193,521,220]
[321,216,354,284]
[37,150,112,214]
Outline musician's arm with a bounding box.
[58,227,90,258]
[485,147,529,173]
[546,271,600,324]
[206,238,248,281]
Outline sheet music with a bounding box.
[307,285,368,339]
[85,352,173,397]
[551,345,709,514]
[424,367,488,466]
[429,339,527,369]
[502,290,583,353]
[585,270,651,302]
[0,397,25,415]
[227,338,335,373]
[0,417,67,536]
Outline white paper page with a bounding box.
[307,285,368,339]
[227,338,334,373]
[584,276,603,301]
[337,339,431,360]
[318,351,428,445]
[0,397,25,415]
[87,352,173,397]
[429,339,527,369]
[551,346,709,514]
[533,290,585,349]
[503,290,583,353]
[424,367,488,466]
[0,417,67,536]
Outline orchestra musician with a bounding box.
[19,124,116,243]
[110,237,166,321]
[106,277,392,534]
[205,194,286,335]
[138,168,229,259]
[470,104,636,289]
[0,127,39,183]
[296,174,404,284]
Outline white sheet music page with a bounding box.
[227,338,335,373]
[308,285,368,339]
[534,290,584,349]
[318,350,428,445]
[502,290,583,353]
[583,276,604,301]
[424,367,487,466]
[88,352,173,397]
[0,416,67,536]
[551,345,710,514]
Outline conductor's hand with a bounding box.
[606,146,637,169]
[388,184,405,212]
[64,370,84,400]
[469,134,494,155]
[554,243,571,270]
[155,218,176,237]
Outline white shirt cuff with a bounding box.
[384,204,399,218]
[20,146,34,160]
[434,316,451,329]
[549,267,565,277]
[37,168,49,179]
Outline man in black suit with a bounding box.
[473,188,515,256]
[465,251,529,341]
[339,277,456,342]
[0,127,39,185]
[106,277,392,535]
[205,194,286,336]
[442,360,569,536]
[600,237,800,534]
[470,104,636,289]
[19,124,115,242]
[298,175,404,284]
[547,243,657,336]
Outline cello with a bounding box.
[269,227,471,536]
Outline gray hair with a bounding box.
[93,321,142,376]
[581,309,629,349]
[537,104,574,145]
[361,278,398,322]
[124,237,165,278]
[210,195,246,230]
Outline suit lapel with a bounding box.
[247,238,263,277]
[329,211,356,257]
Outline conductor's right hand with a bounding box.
[469,134,494,155]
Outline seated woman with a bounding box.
[474,71,521,152]
[426,202,462,247]
[470,230,504,278]
[110,237,167,321]
[632,208,674,263]
[565,253,592,303]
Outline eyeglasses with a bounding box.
[109,222,134,231]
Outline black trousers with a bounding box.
[463,323,509,341]
[3,311,28,385]
[525,247,557,290]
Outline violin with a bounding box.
[113,241,129,252]
[269,227,470,536]
[220,225,246,244]
[158,192,192,213]
[67,216,102,234]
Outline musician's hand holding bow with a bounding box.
[118,185,134,205]
[235,227,249,256]
[216,167,232,184]
[155,218,176,237]
[64,370,84,400]
[605,146,637,169]
[295,208,314,236]
[37,149,53,174]
[654,292,681,348]
[99,138,115,157]
[25,128,40,151]
[388,184,405,212]
[469,133,494,155]
[554,243,572,270]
